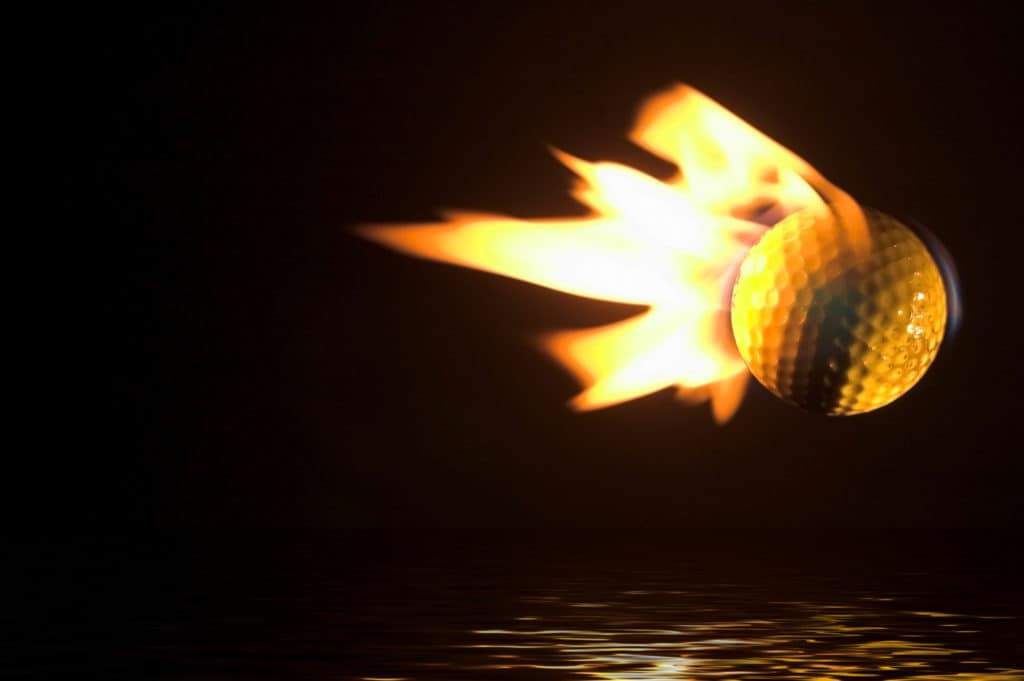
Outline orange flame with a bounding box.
[360,84,863,423]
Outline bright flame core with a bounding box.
[361,84,865,423]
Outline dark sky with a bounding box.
[80,2,1023,528]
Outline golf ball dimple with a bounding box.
[730,207,947,415]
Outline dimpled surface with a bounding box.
[730,208,946,415]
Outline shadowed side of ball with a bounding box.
[730,208,947,415]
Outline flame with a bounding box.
[360,84,864,423]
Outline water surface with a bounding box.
[9,532,1023,679]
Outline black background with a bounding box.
[80,2,1022,529]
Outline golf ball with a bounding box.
[730,207,947,415]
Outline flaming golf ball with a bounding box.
[361,84,956,422]
[730,207,947,415]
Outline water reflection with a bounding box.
[457,591,1022,680]
[20,534,1020,680]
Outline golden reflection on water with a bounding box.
[464,594,1023,680]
